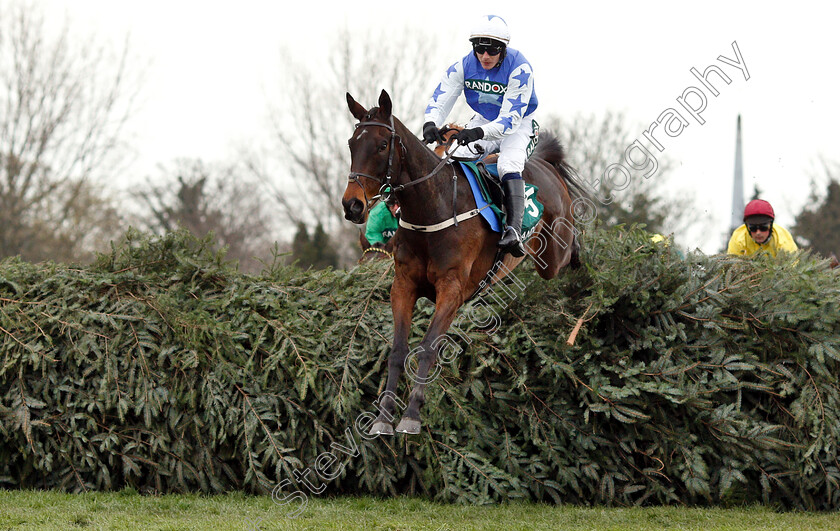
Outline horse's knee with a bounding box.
[387,355,403,373]
[536,263,561,280]
[388,346,408,371]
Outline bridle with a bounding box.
[347,118,481,231]
[347,117,404,208]
[347,116,458,198]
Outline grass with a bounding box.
[0,490,839,530]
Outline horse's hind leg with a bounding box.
[526,222,562,279]
[527,216,577,279]
[396,278,464,434]
[570,234,582,269]
[369,278,418,436]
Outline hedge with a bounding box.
[1,227,839,510]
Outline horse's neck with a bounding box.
[397,131,474,223]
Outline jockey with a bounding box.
[727,199,798,257]
[422,15,539,258]
[365,197,400,246]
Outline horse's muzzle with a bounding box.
[343,198,365,224]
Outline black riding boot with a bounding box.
[498,176,526,257]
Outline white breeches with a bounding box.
[452,114,538,177]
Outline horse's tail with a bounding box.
[533,132,590,203]
[533,131,589,269]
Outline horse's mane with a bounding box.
[533,132,590,203]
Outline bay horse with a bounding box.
[342,90,588,435]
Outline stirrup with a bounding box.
[498,227,525,257]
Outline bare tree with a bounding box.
[134,159,277,273]
[245,25,464,267]
[544,111,695,243]
[0,0,142,262]
[793,157,840,255]
[32,179,123,263]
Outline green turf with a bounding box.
[0,490,838,530]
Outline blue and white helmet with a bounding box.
[469,15,510,45]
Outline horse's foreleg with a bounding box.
[369,277,417,436]
[396,279,464,435]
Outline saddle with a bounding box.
[466,159,504,215]
[458,159,543,237]
[434,126,543,237]
[434,135,503,207]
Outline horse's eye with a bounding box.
[379,141,388,153]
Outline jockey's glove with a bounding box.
[454,127,484,145]
[422,122,443,144]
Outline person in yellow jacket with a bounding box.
[727,199,798,257]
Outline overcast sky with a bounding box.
[43,1,840,253]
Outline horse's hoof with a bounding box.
[395,418,422,435]
[369,421,394,436]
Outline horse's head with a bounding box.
[342,90,403,224]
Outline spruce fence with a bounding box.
[1,228,839,510]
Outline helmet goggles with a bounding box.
[471,38,504,56]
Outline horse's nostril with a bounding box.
[343,198,365,222]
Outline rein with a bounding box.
[396,141,486,232]
[348,120,476,232]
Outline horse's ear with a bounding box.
[347,92,367,121]
[378,90,392,119]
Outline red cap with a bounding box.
[743,199,775,221]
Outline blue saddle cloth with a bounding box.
[459,162,543,236]
[460,162,503,232]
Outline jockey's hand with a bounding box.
[453,127,484,145]
[422,122,443,144]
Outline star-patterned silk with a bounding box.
[424,46,538,142]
